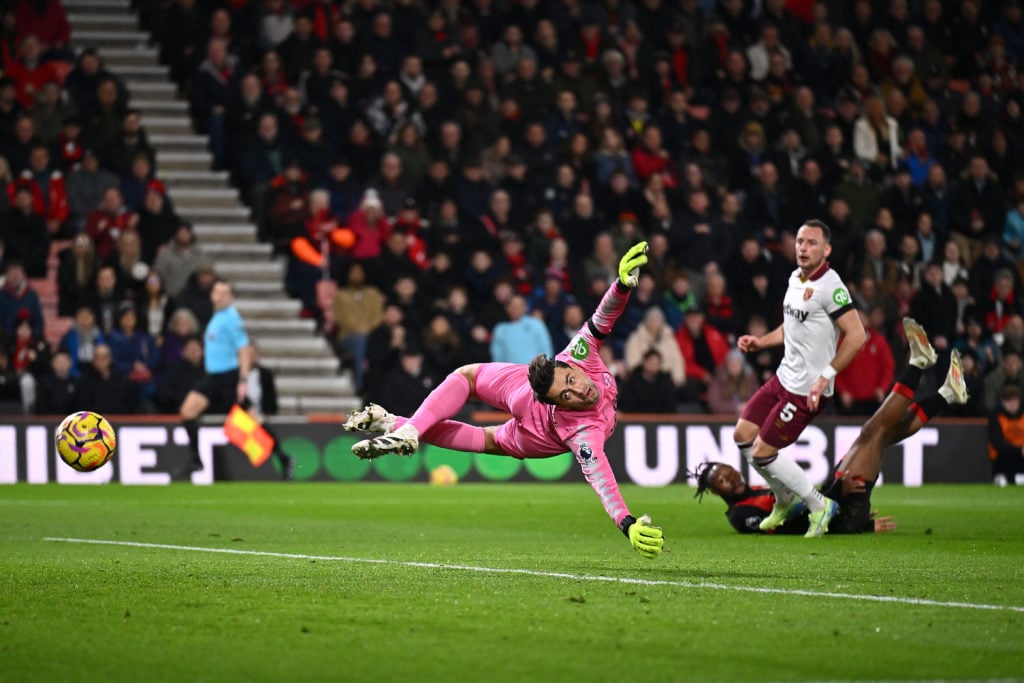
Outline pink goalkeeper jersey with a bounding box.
[475,282,632,527]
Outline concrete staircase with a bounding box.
[66,0,358,414]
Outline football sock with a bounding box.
[915,395,948,421]
[183,419,201,465]
[738,441,794,505]
[407,372,471,435]
[758,454,828,512]
[893,365,923,397]
[396,417,486,452]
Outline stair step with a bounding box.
[233,280,286,295]
[260,357,340,375]
[72,30,150,46]
[215,261,284,279]
[246,318,317,334]
[278,395,359,415]
[100,46,160,65]
[170,187,238,199]
[192,224,256,240]
[64,0,131,9]
[234,298,302,318]
[67,13,138,26]
[112,66,170,81]
[276,375,353,395]
[202,243,273,258]
[179,207,251,223]
[125,81,178,96]
[163,169,230,184]
[149,133,208,147]
[146,120,194,136]
[255,337,329,354]
[130,98,187,112]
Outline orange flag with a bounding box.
[223,404,275,467]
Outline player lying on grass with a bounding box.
[693,318,968,534]
[343,242,664,559]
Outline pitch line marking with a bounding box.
[44,537,1024,614]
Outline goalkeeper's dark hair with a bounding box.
[528,354,570,404]
[690,461,718,502]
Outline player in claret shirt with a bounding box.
[344,242,664,559]
[733,219,866,538]
[697,318,968,535]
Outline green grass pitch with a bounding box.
[2,482,1022,683]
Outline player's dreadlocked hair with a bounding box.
[528,354,570,404]
[690,461,718,502]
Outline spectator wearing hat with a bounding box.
[1,181,49,278]
[346,189,390,262]
[0,262,43,339]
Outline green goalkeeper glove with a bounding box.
[623,514,664,559]
[618,241,649,288]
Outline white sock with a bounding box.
[759,455,827,512]
[738,443,794,506]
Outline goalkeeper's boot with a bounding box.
[938,349,969,404]
[804,499,840,538]
[343,403,396,434]
[352,423,419,459]
[758,497,801,531]
[902,317,938,369]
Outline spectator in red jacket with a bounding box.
[4,35,65,109]
[85,186,138,261]
[835,308,896,415]
[348,190,391,262]
[675,306,730,406]
[630,125,678,188]
[12,143,69,235]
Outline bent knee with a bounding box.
[455,364,480,392]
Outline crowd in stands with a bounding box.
[1,0,1024,423]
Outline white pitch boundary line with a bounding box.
[44,537,1024,614]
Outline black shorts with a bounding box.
[196,370,240,414]
[822,476,876,534]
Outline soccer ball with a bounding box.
[55,411,116,472]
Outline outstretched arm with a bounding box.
[586,241,649,339]
[738,324,784,352]
[568,432,663,558]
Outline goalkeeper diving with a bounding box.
[344,242,664,559]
